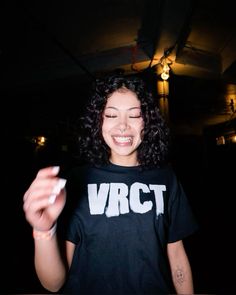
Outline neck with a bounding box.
[109,156,139,167]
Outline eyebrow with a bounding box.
[104,106,141,111]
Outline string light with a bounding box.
[160,56,171,80]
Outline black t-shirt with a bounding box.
[60,163,198,294]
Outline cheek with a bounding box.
[101,125,107,141]
[101,127,108,146]
[102,121,109,135]
[136,121,144,135]
[102,119,117,133]
[102,121,113,141]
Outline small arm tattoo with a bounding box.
[174,266,185,285]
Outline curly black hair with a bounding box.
[77,73,170,168]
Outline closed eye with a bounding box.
[129,115,142,118]
[104,115,117,118]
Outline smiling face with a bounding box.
[102,88,144,166]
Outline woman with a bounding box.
[23,73,198,294]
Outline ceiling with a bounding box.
[1,0,236,92]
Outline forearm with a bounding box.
[167,240,194,294]
[34,233,67,292]
[171,257,194,294]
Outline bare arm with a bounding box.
[34,237,76,292]
[34,233,67,292]
[167,240,194,294]
[23,166,74,292]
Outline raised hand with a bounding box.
[23,166,67,231]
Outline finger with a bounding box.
[48,194,57,204]
[23,193,51,213]
[23,166,60,202]
[23,196,59,227]
[48,179,67,204]
[23,178,67,204]
[23,178,57,202]
[23,177,66,202]
[36,166,60,179]
[24,190,66,225]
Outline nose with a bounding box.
[119,125,126,133]
[118,116,129,133]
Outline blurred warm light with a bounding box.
[158,96,170,122]
[216,132,236,145]
[160,57,171,80]
[155,54,172,81]
[33,136,47,147]
[38,136,46,146]
[225,84,236,113]
[226,84,236,94]
[157,80,169,96]
[216,136,225,145]
[161,71,169,80]
[231,134,236,143]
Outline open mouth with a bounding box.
[112,136,133,145]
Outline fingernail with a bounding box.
[48,194,57,204]
[52,166,60,175]
[52,178,67,194]
[58,178,67,189]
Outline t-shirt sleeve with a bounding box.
[57,167,83,245]
[167,173,199,243]
[65,212,81,244]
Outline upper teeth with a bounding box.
[114,136,132,143]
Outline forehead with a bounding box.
[105,89,140,108]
